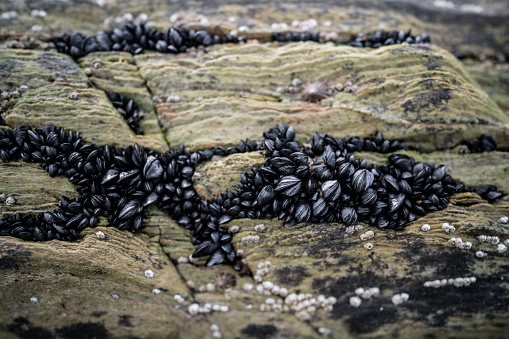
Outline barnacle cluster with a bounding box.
[0,123,503,270]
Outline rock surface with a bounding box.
[1,1,509,338]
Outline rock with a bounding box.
[1,1,509,338]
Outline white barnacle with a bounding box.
[262,281,274,290]
[279,287,289,297]
[369,287,380,297]
[431,280,441,288]
[497,244,507,253]
[349,296,362,308]
[361,290,372,300]
[327,296,337,305]
[31,9,47,18]
[206,283,216,292]
[144,270,154,278]
[228,225,240,233]
[152,288,161,295]
[498,216,509,224]
[5,196,15,206]
[188,303,200,315]
[241,235,260,244]
[220,305,229,312]
[318,327,331,336]
[364,242,373,250]
[1,11,17,20]
[265,298,276,305]
[291,78,302,87]
[475,250,487,258]
[167,95,181,103]
[392,293,409,305]
[285,293,298,305]
[453,278,465,287]
[477,235,487,243]
[490,236,500,245]
[30,296,39,304]
[421,224,431,232]
[354,287,365,296]
[173,294,185,303]
[243,283,254,292]
[177,256,189,263]
[95,231,105,239]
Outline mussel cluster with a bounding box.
[0,124,503,269]
[460,134,497,153]
[51,22,241,59]
[271,31,320,43]
[348,29,431,48]
[50,20,434,60]
[105,91,144,135]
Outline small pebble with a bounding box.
[112,293,120,300]
[152,288,161,295]
[30,297,39,304]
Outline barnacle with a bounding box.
[301,80,330,103]
[212,272,237,290]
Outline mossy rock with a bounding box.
[1,1,509,338]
